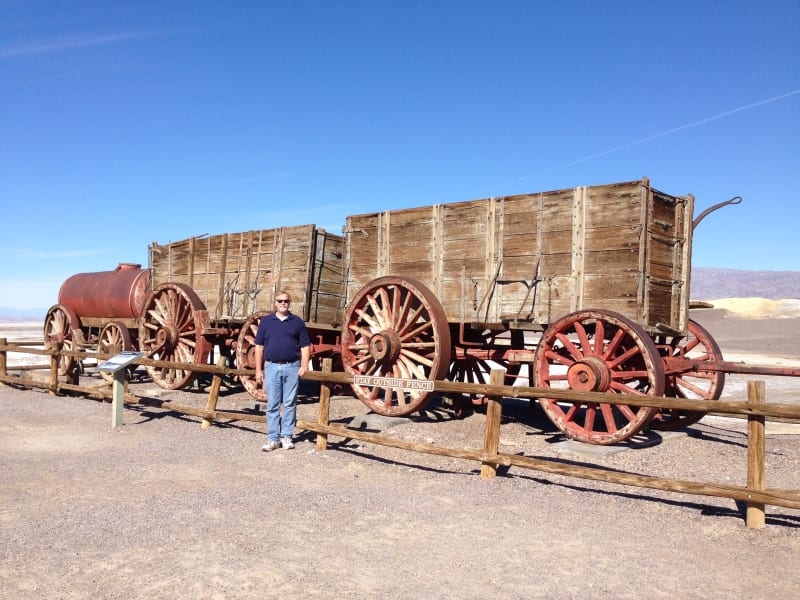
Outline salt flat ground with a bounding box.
[0,303,798,599]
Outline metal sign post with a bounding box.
[98,351,144,428]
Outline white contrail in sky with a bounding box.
[0,32,155,59]
[563,88,800,167]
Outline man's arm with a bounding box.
[255,344,264,384]
[298,345,310,377]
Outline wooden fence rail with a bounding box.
[1,338,798,529]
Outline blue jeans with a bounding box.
[264,360,300,442]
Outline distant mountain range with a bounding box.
[1,268,798,320]
[690,267,800,300]
[0,306,49,320]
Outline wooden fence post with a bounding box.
[201,357,228,430]
[480,369,506,479]
[0,338,6,384]
[49,342,61,395]
[746,380,766,529]
[316,359,333,452]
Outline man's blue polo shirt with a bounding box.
[254,312,311,362]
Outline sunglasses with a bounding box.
[275,299,290,304]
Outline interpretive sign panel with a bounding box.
[98,351,144,374]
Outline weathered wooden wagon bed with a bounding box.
[144,224,345,396]
[344,178,693,333]
[149,224,343,325]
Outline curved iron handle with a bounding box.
[693,196,742,230]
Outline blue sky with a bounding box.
[1,1,798,312]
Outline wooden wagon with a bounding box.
[44,225,345,398]
[339,177,731,443]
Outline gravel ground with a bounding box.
[1,377,799,599]
[1,312,799,598]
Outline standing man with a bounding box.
[254,291,311,451]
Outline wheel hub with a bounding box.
[155,325,179,350]
[567,356,612,392]
[369,330,402,364]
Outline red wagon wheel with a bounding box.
[651,319,725,431]
[236,311,269,400]
[533,309,664,445]
[342,277,452,416]
[138,283,212,390]
[98,321,134,383]
[43,304,80,376]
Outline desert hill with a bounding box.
[691,267,800,300]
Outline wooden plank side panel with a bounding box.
[247,225,317,318]
[386,208,435,290]
[531,275,575,324]
[344,213,379,308]
[583,249,639,273]
[441,199,491,239]
[441,279,487,322]
[645,280,675,328]
[308,231,345,326]
[643,188,693,332]
[503,190,574,235]
[387,239,433,264]
[583,181,642,230]
[577,181,646,322]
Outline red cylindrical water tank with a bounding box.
[58,263,151,320]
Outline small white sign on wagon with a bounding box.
[353,375,434,392]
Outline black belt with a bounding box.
[267,360,294,364]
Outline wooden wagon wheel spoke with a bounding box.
[342,277,451,417]
[235,311,269,401]
[610,368,653,383]
[396,303,426,337]
[98,321,134,383]
[366,295,385,326]
[609,381,649,395]
[138,283,211,390]
[399,354,427,380]
[375,287,392,322]
[651,319,725,431]
[400,320,434,343]
[43,304,79,376]
[544,348,573,367]
[593,319,606,355]
[534,309,663,445]
[354,307,382,331]
[602,328,627,361]
[399,348,434,368]
[394,292,413,331]
[444,328,526,411]
[554,333,583,362]
[575,321,592,354]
